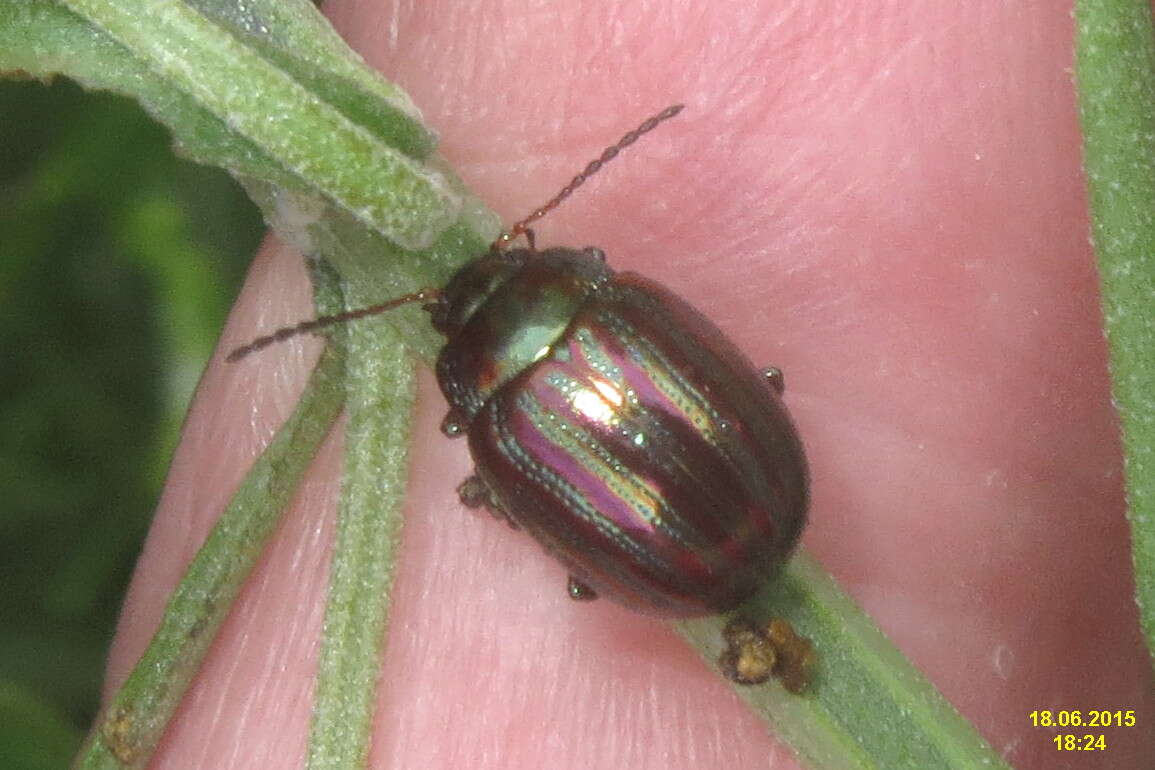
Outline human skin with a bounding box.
[98,1,1155,768]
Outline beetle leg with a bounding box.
[760,366,785,394]
[440,407,469,438]
[457,474,520,530]
[567,576,599,602]
[457,475,489,509]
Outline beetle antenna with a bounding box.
[226,288,440,362]
[496,103,684,247]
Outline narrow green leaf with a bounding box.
[0,0,469,251]
[0,0,305,191]
[183,0,427,131]
[1074,0,1155,661]
[57,0,453,248]
[74,339,348,769]
[305,298,416,769]
[678,553,1008,770]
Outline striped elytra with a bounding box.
[432,247,809,617]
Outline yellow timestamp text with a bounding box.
[1029,709,1137,753]
[1028,709,1136,728]
[1052,734,1106,751]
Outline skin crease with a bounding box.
[96,1,1155,768]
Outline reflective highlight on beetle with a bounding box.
[229,105,815,689]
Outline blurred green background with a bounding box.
[0,77,264,768]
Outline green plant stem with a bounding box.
[1074,0,1155,662]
